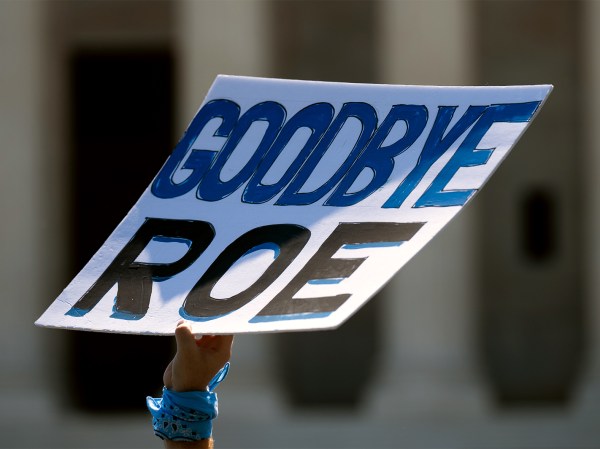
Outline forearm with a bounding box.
[164,438,213,449]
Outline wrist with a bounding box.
[148,388,217,441]
[171,381,209,393]
[147,363,230,443]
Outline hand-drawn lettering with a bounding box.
[243,103,334,203]
[276,102,378,205]
[151,100,239,199]
[66,218,215,318]
[151,98,542,209]
[382,105,486,208]
[325,105,428,206]
[197,101,287,201]
[181,224,311,319]
[411,101,541,207]
[252,221,424,321]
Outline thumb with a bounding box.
[174,320,198,354]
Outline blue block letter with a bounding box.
[151,99,240,199]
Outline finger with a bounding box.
[195,334,217,348]
[215,334,234,350]
[163,360,174,388]
[210,335,234,357]
[174,320,197,353]
[195,334,233,349]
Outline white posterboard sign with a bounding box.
[36,76,552,335]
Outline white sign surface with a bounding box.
[36,76,552,335]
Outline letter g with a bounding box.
[151,99,240,199]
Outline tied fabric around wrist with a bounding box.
[147,362,230,441]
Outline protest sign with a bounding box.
[36,76,551,334]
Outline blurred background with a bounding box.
[2,0,600,447]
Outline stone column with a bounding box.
[576,0,600,413]
[0,1,54,416]
[0,1,46,397]
[176,0,270,126]
[370,0,489,416]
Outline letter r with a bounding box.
[66,218,215,319]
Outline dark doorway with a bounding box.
[67,49,175,411]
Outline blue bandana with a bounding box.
[146,362,229,441]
